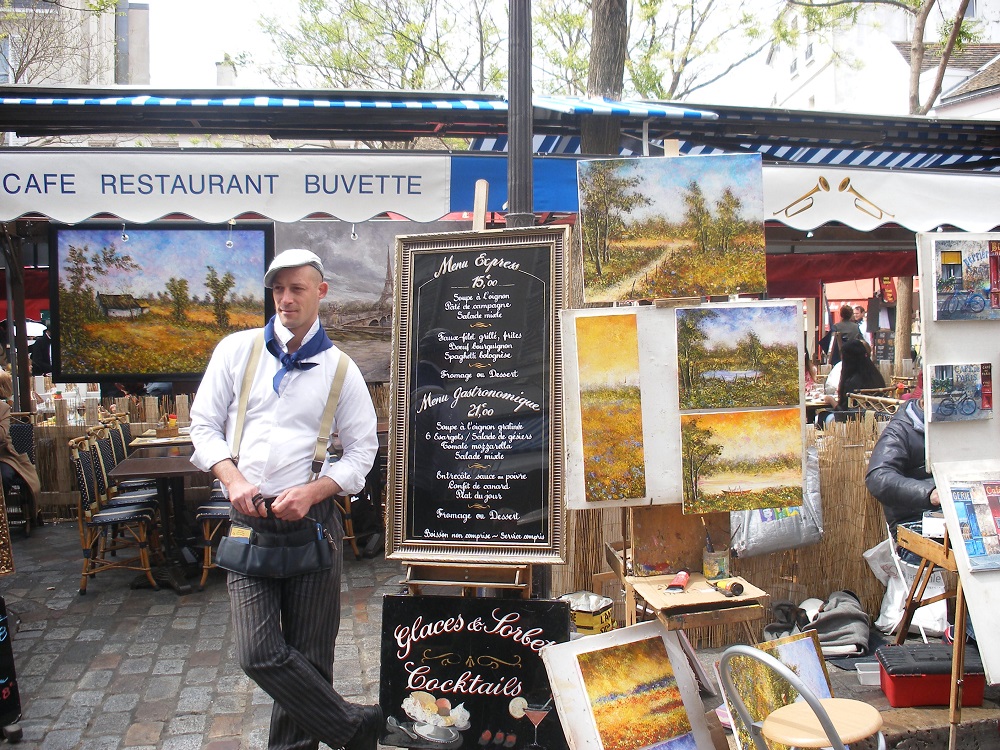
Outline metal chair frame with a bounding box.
[719,644,886,750]
[195,481,231,589]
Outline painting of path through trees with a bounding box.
[53,225,269,379]
[579,154,766,304]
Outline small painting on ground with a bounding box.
[680,408,803,513]
[676,303,800,410]
[574,312,647,503]
[931,238,1000,321]
[578,153,765,304]
[929,362,993,422]
[541,622,712,750]
[52,223,270,380]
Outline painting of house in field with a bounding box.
[275,219,470,381]
[931,239,1000,321]
[574,313,647,503]
[53,224,270,380]
[676,303,800,410]
[578,154,765,304]
[929,362,993,422]
[680,408,803,513]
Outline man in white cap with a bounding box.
[190,248,382,750]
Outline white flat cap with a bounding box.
[264,248,325,288]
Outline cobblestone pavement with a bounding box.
[3,521,998,750]
[0,520,404,750]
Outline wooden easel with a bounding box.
[894,527,968,750]
[400,179,535,601]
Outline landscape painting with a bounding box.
[276,219,470,381]
[931,239,1000,321]
[541,622,711,750]
[721,631,831,750]
[574,312,647,504]
[929,362,993,422]
[680,408,803,513]
[578,154,765,304]
[52,223,271,380]
[676,303,800,410]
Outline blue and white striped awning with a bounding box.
[470,134,1000,173]
[0,92,716,118]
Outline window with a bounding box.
[0,37,15,84]
[790,58,798,76]
[805,42,813,61]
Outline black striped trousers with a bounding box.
[228,499,364,750]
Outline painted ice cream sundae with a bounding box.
[400,691,471,743]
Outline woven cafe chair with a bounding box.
[6,412,39,537]
[195,479,231,589]
[87,426,162,504]
[719,645,885,750]
[69,436,160,595]
[87,428,162,508]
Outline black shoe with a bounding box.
[345,704,383,750]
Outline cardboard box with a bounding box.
[559,591,616,634]
[876,644,985,707]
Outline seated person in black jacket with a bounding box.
[865,399,938,559]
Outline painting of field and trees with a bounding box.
[579,154,765,304]
[54,225,270,380]
[676,304,800,410]
[575,313,646,503]
[681,408,802,513]
[722,631,831,750]
[577,636,696,750]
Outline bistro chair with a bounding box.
[69,436,160,594]
[195,479,231,589]
[87,426,159,505]
[719,644,885,750]
[6,411,39,536]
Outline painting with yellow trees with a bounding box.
[541,622,711,750]
[574,312,646,504]
[578,154,765,304]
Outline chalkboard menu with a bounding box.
[873,329,895,362]
[379,594,571,750]
[389,228,569,564]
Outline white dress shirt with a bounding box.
[190,318,378,498]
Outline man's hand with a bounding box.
[930,488,940,506]
[269,477,341,521]
[212,459,265,517]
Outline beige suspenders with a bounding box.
[231,329,351,478]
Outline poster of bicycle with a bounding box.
[929,363,993,422]
[931,238,1000,320]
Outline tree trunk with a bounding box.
[908,1,935,114]
[894,276,914,376]
[581,0,627,155]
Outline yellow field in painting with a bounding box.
[575,314,646,502]
[578,637,692,750]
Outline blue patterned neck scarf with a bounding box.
[263,316,334,393]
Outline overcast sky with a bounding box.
[145,0,280,88]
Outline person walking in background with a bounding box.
[190,249,381,750]
[28,325,52,375]
[825,303,864,366]
[853,304,868,340]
